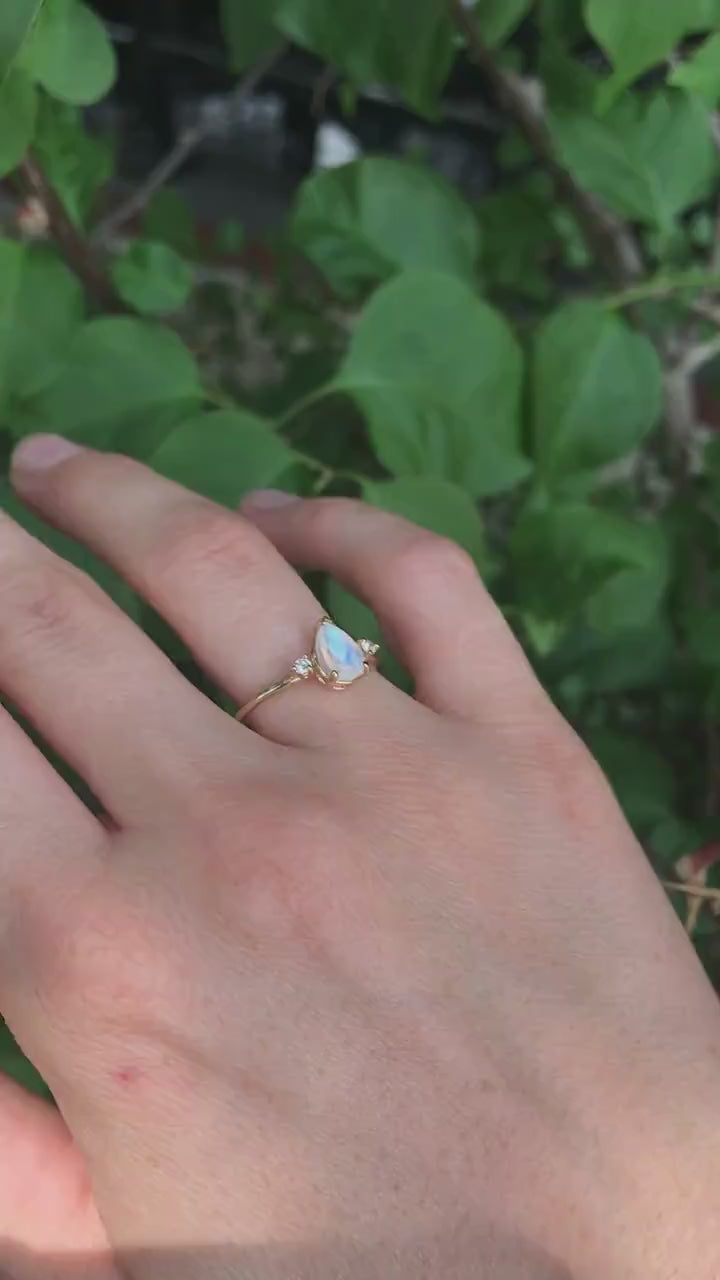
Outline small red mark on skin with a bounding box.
[113,1065,142,1087]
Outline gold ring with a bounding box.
[236,616,380,724]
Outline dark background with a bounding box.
[90,0,504,232]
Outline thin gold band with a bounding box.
[236,671,306,723]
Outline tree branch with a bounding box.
[18,152,127,313]
[449,0,643,286]
[679,331,720,378]
[94,43,286,242]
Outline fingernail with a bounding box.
[242,488,301,511]
[12,434,84,475]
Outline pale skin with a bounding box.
[0,434,719,1280]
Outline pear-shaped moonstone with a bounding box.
[314,621,366,683]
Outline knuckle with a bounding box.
[520,713,611,826]
[304,497,356,543]
[0,561,87,648]
[388,532,477,593]
[148,503,264,585]
[201,785,342,939]
[33,880,183,1037]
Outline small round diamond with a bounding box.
[293,656,313,677]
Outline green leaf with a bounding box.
[219,0,280,70]
[705,434,720,489]
[586,727,676,831]
[472,0,533,46]
[363,477,489,570]
[112,240,193,316]
[538,38,601,111]
[0,67,36,176]
[292,158,480,299]
[214,218,246,255]
[648,816,719,871]
[0,0,44,81]
[334,271,530,497]
[143,188,198,257]
[111,400,193,463]
[0,1021,49,1099]
[688,0,720,24]
[33,97,113,225]
[150,410,297,506]
[547,619,674,692]
[533,300,662,479]
[551,92,717,231]
[585,0,710,97]
[686,610,720,667]
[21,318,203,446]
[584,553,668,632]
[0,241,83,411]
[512,501,669,631]
[0,239,26,410]
[21,0,116,105]
[275,0,454,115]
[478,181,556,301]
[669,32,720,104]
[10,247,85,398]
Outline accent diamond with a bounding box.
[359,638,380,657]
[293,656,313,677]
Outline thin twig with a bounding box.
[660,307,720,478]
[665,877,720,933]
[95,43,286,242]
[449,0,642,286]
[661,312,716,488]
[312,64,337,116]
[664,878,712,935]
[686,897,704,936]
[606,271,720,311]
[18,152,127,312]
[679,331,720,378]
[689,297,720,328]
[663,881,720,902]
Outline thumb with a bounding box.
[0,1068,112,1264]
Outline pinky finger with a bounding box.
[241,493,543,723]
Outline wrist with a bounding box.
[583,1072,720,1279]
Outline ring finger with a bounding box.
[11,438,411,746]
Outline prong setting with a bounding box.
[359,638,380,659]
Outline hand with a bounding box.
[0,434,718,1280]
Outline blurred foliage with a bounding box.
[3,0,720,1078]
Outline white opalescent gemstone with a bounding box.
[314,621,366,683]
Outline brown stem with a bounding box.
[449,0,643,286]
[19,152,126,313]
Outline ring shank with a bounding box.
[236,671,304,724]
